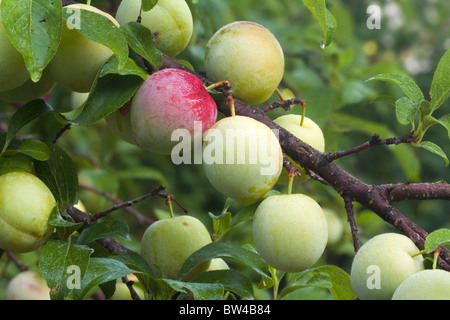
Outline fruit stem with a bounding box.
[287,171,295,195]
[300,102,306,127]
[86,0,91,5]
[432,251,439,270]
[166,196,175,218]
[276,88,286,101]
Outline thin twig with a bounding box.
[326,133,417,162]
[92,185,166,221]
[344,197,360,252]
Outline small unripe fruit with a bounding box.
[140,215,212,280]
[274,114,325,184]
[116,0,193,57]
[202,115,283,206]
[0,1,29,92]
[323,208,344,246]
[252,194,328,273]
[350,233,424,300]
[208,258,230,271]
[130,68,217,154]
[6,271,50,300]
[204,21,284,105]
[392,269,450,300]
[0,171,56,253]
[48,4,119,92]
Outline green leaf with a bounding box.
[419,141,449,167]
[1,99,53,155]
[282,265,356,300]
[162,279,224,300]
[0,153,34,176]
[1,0,62,81]
[437,113,450,140]
[395,97,420,125]
[121,21,163,70]
[77,220,131,245]
[430,49,450,111]
[110,251,155,278]
[302,0,336,47]
[190,270,254,300]
[64,72,144,126]
[209,211,232,239]
[308,265,356,300]
[34,143,79,206]
[73,257,141,300]
[177,242,272,287]
[141,0,159,11]
[99,55,149,80]
[16,138,50,161]
[425,228,450,253]
[62,5,128,69]
[39,239,94,300]
[48,207,83,229]
[367,73,424,104]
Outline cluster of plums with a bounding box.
[1,0,448,300]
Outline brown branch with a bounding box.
[262,98,305,113]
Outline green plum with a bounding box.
[392,269,450,300]
[274,114,325,185]
[350,233,424,300]
[47,4,118,92]
[115,0,193,57]
[0,171,56,253]
[0,68,55,103]
[0,0,29,92]
[252,194,328,273]
[204,21,284,105]
[202,115,283,206]
[140,215,212,280]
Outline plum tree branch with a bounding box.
[159,54,450,270]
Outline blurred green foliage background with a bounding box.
[1,0,449,299]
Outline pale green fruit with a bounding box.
[70,91,89,109]
[0,171,56,253]
[140,215,212,280]
[274,114,325,185]
[323,208,344,246]
[350,233,424,300]
[204,21,284,105]
[392,269,450,300]
[252,194,328,273]
[105,103,135,145]
[202,115,283,206]
[208,258,230,271]
[0,68,55,103]
[6,271,50,300]
[48,4,118,92]
[116,0,193,57]
[0,1,29,92]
